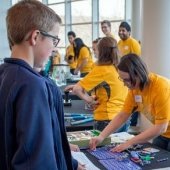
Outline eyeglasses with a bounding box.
[118,76,131,83]
[40,30,60,47]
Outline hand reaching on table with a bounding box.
[64,85,75,93]
[89,136,104,150]
[110,141,132,153]
[77,163,86,170]
[70,143,80,152]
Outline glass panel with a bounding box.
[12,0,42,4]
[57,48,66,63]
[49,3,65,24]
[71,0,92,23]
[72,24,92,47]
[99,22,121,41]
[48,0,64,4]
[58,25,65,47]
[99,0,125,21]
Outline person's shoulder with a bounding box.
[43,76,62,95]
[149,73,170,90]
[129,37,140,44]
[118,39,123,45]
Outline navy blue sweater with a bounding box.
[0,58,74,170]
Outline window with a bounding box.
[99,0,125,21]
[49,3,65,24]
[72,24,92,46]
[71,0,92,24]
[48,0,64,4]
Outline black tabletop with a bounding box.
[64,100,94,132]
[82,143,170,170]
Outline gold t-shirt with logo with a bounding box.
[122,73,170,138]
[79,65,128,120]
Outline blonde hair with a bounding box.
[6,0,62,46]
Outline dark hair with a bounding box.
[117,54,149,90]
[67,31,76,38]
[92,37,102,44]
[119,21,131,32]
[73,38,91,59]
[97,37,119,66]
[101,20,111,27]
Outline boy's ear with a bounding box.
[30,30,40,46]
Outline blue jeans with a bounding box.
[153,135,170,151]
[94,119,131,132]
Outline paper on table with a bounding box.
[71,151,100,170]
[110,132,134,143]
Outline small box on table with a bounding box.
[67,130,111,149]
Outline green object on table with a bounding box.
[91,130,100,136]
[67,130,111,149]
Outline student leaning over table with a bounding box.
[89,54,170,152]
[65,37,129,132]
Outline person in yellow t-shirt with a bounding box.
[118,21,141,127]
[73,38,93,77]
[89,53,170,152]
[65,37,129,131]
[118,21,141,57]
[52,50,61,65]
[101,20,114,38]
[65,31,77,74]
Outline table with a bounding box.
[81,143,170,170]
[64,100,94,132]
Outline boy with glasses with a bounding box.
[0,1,77,169]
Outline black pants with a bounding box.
[130,111,139,126]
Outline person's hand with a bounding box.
[87,95,99,110]
[89,136,104,150]
[64,85,75,92]
[70,143,80,152]
[74,69,79,75]
[77,163,86,170]
[110,142,132,152]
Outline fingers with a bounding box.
[75,146,80,152]
[64,85,74,92]
[89,138,97,150]
[111,143,126,153]
[78,163,86,170]
[70,144,80,152]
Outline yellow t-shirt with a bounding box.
[77,47,94,73]
[107,33,114,39]
[66,45,77,69]
[79,65,128,120]
[118,37,141,57]
[122,73,170,138]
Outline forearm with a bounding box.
[100,112,130,139]
[126,124,168,146]
[73,84,92,103]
